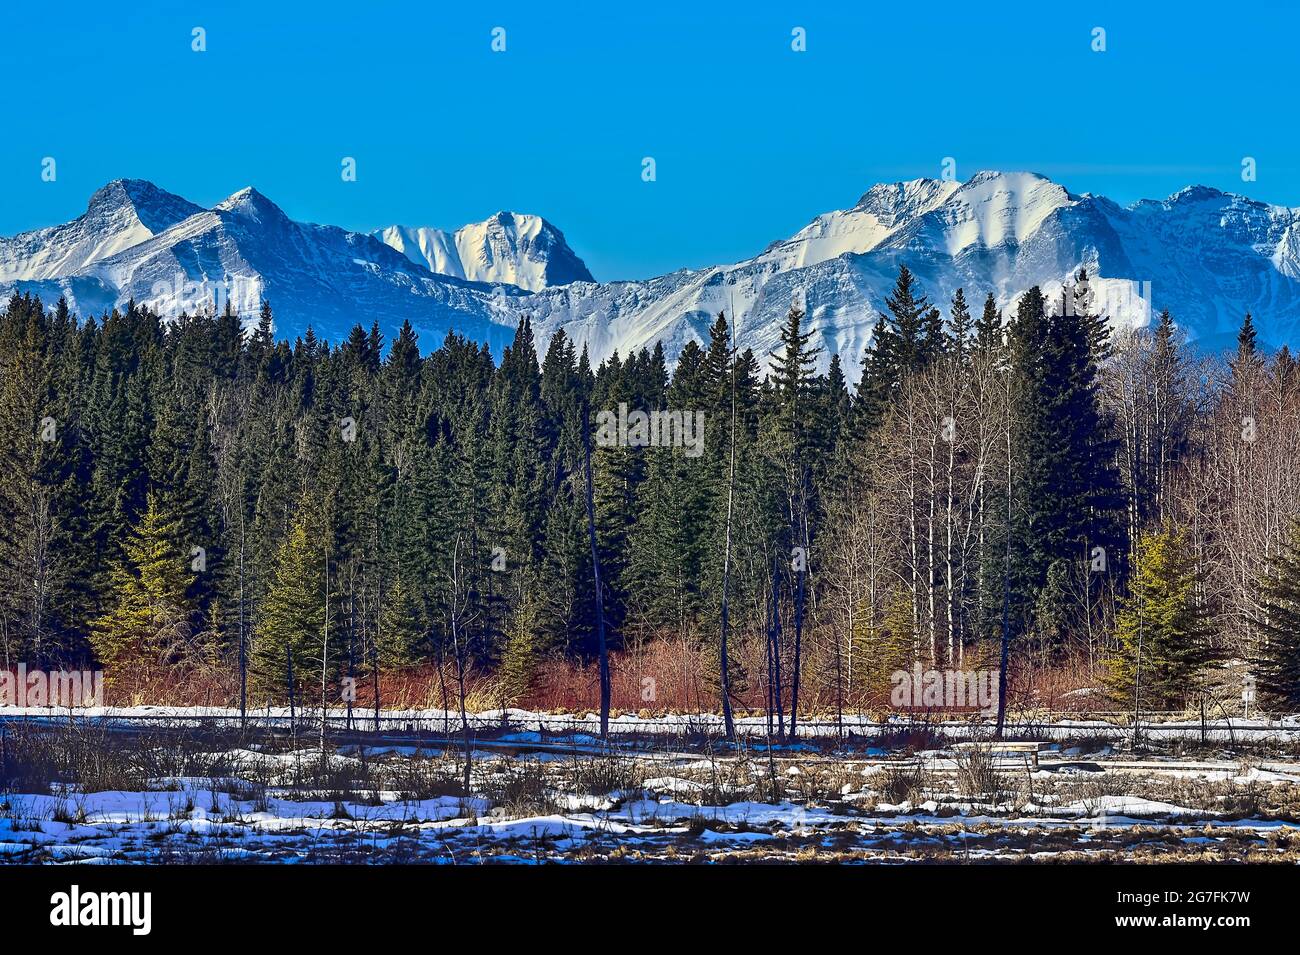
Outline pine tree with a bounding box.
[767,303,822,734]
[252,509,326,695]
[1010,285,1124,622]
[1237,312,1259,361]
[974,292,1002,355]
[90,494,195,683]
[1105,525,1212,709]
[949,288,973,360]
[859,587,915,706]
[856,265,945,435]
[378,575,424,666]
[1255,519,1300,710]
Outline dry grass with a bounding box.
[875,759,933,805]
[953,746,1012,802]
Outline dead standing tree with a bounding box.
[765,552,783,737]
[716,315,742,741]
[319,541,330,768]
[581,400,611,739]
[448,531,479,794]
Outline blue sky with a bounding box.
[2,1,1295,281]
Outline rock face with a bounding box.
[373,212,594,291]
[4,172,1300,372]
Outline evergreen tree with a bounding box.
[1237,311,1259,362]
[1105,525,1212,709]
[949,288,973,360]
[252,508,326,695]
[974,292,1002,355]
[1255,519,1300,710]
[857,265,944,434]
[1010,285,1124,624]
[90,494,195,684]
[378,575,424,666]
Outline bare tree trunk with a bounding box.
[927,431,938,665]
[581,401,611,739]
[945,394,958,668]
[770,554,784,737]
[449,534,473,794]
[287,648,296,746]
[789,508,806,738]
[759,566,769,738]
[716,327,740,741]
[345,587,355,731]
[995,366,1013,739]
[238,505,247,729]
[320,544,330,765]
[435,642,450,738]
[372,588,381,732]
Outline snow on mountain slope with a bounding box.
[3,185,528,350]
[515,171,1300,376]
[0,180,202,283]
[756,177,959,270]
[4,172,1300,378]
[926,170,1075,254]
[373,212,594,291]
[374,225,463,281]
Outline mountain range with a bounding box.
[4,171,1299,376]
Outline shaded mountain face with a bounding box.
[373,212,594,291]
[3,172,1299,372]
[0,179,203,283]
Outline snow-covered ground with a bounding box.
[4,740,1299,864]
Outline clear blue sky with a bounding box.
[2,0,1295,281]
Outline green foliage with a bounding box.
[1255,520,1300,710]
[90,493,195,682]
[0,267,1259,718]
[853,587,915,704]
[251,509,325,694]
[377,575,424,667]
[1009,280,1124,622]
[1106,525,1212,709]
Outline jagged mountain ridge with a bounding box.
[3,172,1299,374]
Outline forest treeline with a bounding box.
[3,265,1300,723]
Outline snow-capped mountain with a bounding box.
[4,172,1300,375]
[0,179,202,283]
[1,180,527,350]
[373,212,593,291]
[513,170,1300,372]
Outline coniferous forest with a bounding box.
[3,265,1300,725]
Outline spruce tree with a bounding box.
[1010,285,1124,623]
[1105,525,1212,709]
[1237,311,1259,361]
[1255,519,1300,710]
[378,575,424,666]
[949,288,973,360]
[90,494,195,685]
[974,292,1002,355]
[252,509,326,695]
